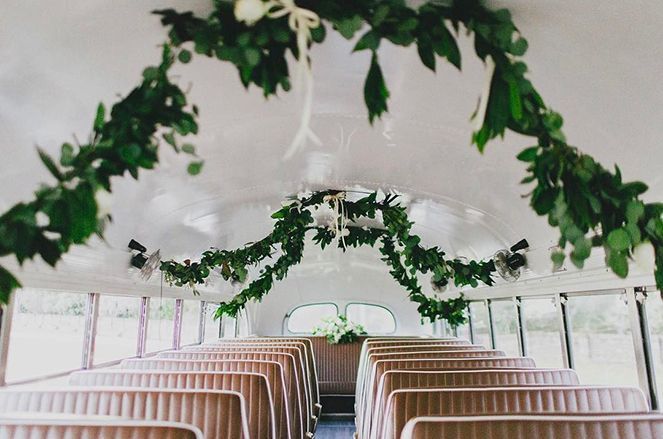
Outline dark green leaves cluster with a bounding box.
[161,191,497,326]
[0,45,199,302]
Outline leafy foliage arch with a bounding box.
[0,0,661,321]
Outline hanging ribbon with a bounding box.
[323,192,348,249]
[265,0,322,159]
[473,55,495,131]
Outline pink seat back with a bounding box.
[370,369,580,439]
[400,415,663,439]
[0,419,203,439]
[0,388,249,439]
[156,349,311,435]
[69,370,276,439]
[121,356,303,439]
[383,386,649,439]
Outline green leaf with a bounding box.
[181,144,196,155]
[626,201,645,224]
[187,161,204,175]
[607,250,629,278]
[607,228,631,252]
[364,52,390,124]
[417,39,435,71]
[551,251,565,270]
[60,143,75,167]
[335,15,363,39]
[93,103,105,133]
[517,146,539,162]
[177,49,192,64]
[511,37,528,56]
[0,264,21,304]
[142,66,160,82]
[354,31,380,52]
[508,79,523,120]
[37,148,64,181]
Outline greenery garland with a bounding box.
[161,190,493,326]
[0,0,661,316]
[0,45,200,303]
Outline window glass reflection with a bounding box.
[6,290,85,382]
[522,297,564,368]
[568,293,639,386]
[490,299,520,356]
[95,295,140,364]
[468,301,490,348]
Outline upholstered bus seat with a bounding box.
[68,370,277,439]
[381,386,649,439]
[399,414,663,439]
[368,368,581,439]
[109,359,293,439]
[0,418,203,439]
[165,345,313,421]
[0,388,249,439]
[156,350,311,436]
[199,337,319,412]
[192,341,319,417]
[357,356,537,435]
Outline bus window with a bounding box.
[345,303,396,334]
[522,297,564,368]
[181,300,202,346]
[646,291,662,400]
[145,298,175,353]
[490,299,520,356]
[203,303,221,342]
[468,301,491,347]
[95,295,140,364]
[287,303,338,334]
[568,293,639,387]
[6,290,85,382]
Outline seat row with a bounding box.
[0,336,320,439]
[354,336,663,439]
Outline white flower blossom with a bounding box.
[234,0,269,26]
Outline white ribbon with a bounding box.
[323,192,348,249]
[266,0,322,159]
[473,55,496,131]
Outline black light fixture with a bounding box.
[128,239,148,269]
[488,238,530,282]
[128,239,147,253]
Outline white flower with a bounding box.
[234,0,269,26]
[633,241,656,272]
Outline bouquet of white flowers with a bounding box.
[313,314,367,344]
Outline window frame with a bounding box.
[344,301,397,335]
[284,302,340,335]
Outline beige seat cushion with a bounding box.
[359,356,536,436]
[0,418,203,439]
[156,350,311,435]
[166,345,311,420]
[400,414,663,439]
[0,388,248,439]
[121,356,303,439]
[382,386,649,439]
[68,371,276,439]
[369,368,580,439]
[202,337,320,413]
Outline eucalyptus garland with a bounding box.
[161,190,493,325]
[0,0,661,310]
[0,45,199,303]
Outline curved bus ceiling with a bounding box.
[0,1,662,306]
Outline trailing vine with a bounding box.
[161,190,494,326]
[0,45,200,303]
[0,0,661,313]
